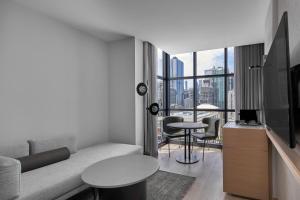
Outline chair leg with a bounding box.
[168,142,170,158]
[191,137,194,152]
[202,140,206,161]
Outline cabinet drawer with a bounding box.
[223,147,269,200]
[223,128,268,151]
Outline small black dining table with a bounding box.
[167,122,208,164]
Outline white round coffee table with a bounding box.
[81,154,159,200]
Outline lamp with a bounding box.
[136,82,159,116]
[148,103,159,115]
[136,82,148,96]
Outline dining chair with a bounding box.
[162,116,185,157]
[192,117,220,161]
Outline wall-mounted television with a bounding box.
[263,11,297,148]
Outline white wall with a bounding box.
[265,0,300,67]
[265,0,300,199]
[108,37,144,146]
[265,0,278,53]
[0,0,109,149]
[108,38,135,144]
[134,39,144,146]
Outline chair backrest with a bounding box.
[163,116,184,134]
[202,117,220,138]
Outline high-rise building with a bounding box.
[227,76,235,112]
[169,87,177,108]
[227,90,235,110]
[227,76,234,91]
[198,79,217,106]
[170,57,184,77]
[202,66,224,108]
[183,88,194,108]
[170,57,184,107]
[156,80,164,108]
[227,89,235,121]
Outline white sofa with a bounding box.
[0,142,142,200]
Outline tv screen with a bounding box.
[263,12,296,148]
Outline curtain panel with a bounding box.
[235,43,265,122]
[143,42,158,157]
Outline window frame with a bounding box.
[165,48,235,124]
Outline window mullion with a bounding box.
[165,48,235,124]
[193,52,197,122]
[164,52,170,116]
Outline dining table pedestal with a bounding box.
[167,122,208,164]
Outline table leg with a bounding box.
[184,129,187,160]
[176,128,200,164]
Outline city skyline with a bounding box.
[157,47,234,79]
[169,66,233,109]
[157,48,235,112]
[156,48,236,139]
[169,48,234,78]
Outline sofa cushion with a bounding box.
[0,143,29,158]
[17,147,71,173]
[17,143,142,200]
[28,135,77,155]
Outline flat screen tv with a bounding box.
[263,12,296,148]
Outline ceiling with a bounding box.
[14,0,270,54]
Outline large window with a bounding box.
[168,48,235,128]
[156,48,235,145]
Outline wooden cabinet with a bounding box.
[222,122,271,200]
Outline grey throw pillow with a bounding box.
[28,135,78,155]
[17,147,70,173]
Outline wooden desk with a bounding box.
[222,122,271,200]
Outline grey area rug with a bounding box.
[146,170,195,200]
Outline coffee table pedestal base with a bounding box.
[98,180,146,200]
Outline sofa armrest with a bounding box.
[0,156,21,200]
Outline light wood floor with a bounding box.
[158,144,249,200]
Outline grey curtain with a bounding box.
[235,43,265,122]
[143,42,158,157]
